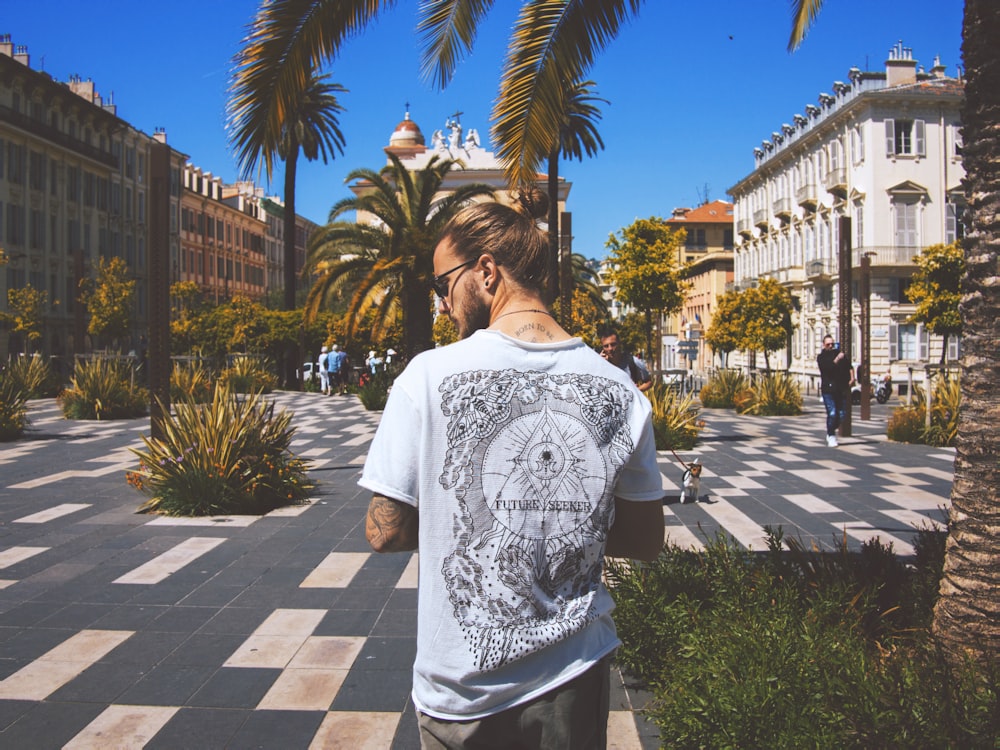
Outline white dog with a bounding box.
[681,459,702,504]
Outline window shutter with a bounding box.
[885,119,896,156]
[914,119,926,157]
[919,326,929,361]
[889,321,898,360]
[948,334,960,361]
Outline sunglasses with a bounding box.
[432,258,476,298]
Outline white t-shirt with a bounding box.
[359,330,663,720]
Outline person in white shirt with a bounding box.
[359,188,664,749]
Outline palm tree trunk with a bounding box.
[931,0,1000,664]
[547,148,560,305]
[282,145,299,389]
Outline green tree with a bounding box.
[605,217,689,368]
[704,289,743,368]
[80,256,135,350]
[741,278,794,371]
[547,79,608,307]
[432,313,458,347]
[304,153,494,358]
[791,0,1000,668]
[3,284,48,354]
[907,242,964,364]
[553,285,608,349]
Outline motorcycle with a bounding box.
[852,374,892,405]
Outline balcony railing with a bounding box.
[772,196,792,218]
[824,168,847,194]
[854,245,921,267]
[796,183,818,207]
[806,259,835,278]
[753,208,770,229]
[737,217,753,237]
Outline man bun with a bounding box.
[513,187,549,222]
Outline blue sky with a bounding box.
[6,0,963,259]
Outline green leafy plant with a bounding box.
[220,356,278,394]
[738,371,803,416]
[888,373,960,447]
[646,381,703,451]
[128,384,312,516]
[4,355,62,398]
[170,361,214,404]
[698,368,748,408]
[357,371,391,411]
[58,357,148,420]
[0,370,29,440]
[606,527,999,748]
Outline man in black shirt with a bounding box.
[816,335,855,447]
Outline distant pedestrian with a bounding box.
[599,328,652,392]
[317,346,331,395]
[329,344,349,395]
[816,335,854,447]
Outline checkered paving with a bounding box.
[0,393,952,748]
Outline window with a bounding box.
[723,229,734,250]
[850,125,865,164]
[28,151,45,191]
[854,202,864,247]
[889,322,929,361]
[885,119,926,157]
[894,199,919,247]
[946,201,965,244]
[7,203,25,245]
[685,228,706,248]
[7,142,25,184]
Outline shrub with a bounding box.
[647,381,703,451]
[0,370,29,440]
[58,357,148,420]
[4,355,62,398]
[170,360,214,404]
[357,371,391,411]
[698,369,748,408]
[607,528,999,748]
[739,371,803,416]
[891,374,960,447]
[888,405,925,444]
[221,356,278,394]
[128,384,312,516]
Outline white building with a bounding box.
[728,42,964,393]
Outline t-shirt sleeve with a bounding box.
[358,382,421,507]
[614,411,663,502]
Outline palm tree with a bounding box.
[790,0,1000,664]
[545,79,608,307]
[304,152,494,358]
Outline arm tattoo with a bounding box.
[366,494,418,552]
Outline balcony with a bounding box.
[772,196,792,220]
[796,182,818,209]
[853,246,920,268]
[737,217,753,238]
[806,259,835,279]
[753,208,770,230]
[824,168,847,196]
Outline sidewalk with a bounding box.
[0,394,953,748]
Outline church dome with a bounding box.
[389,112,425,148]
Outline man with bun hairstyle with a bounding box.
[360,189,664,749]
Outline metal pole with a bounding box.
[838,215,852,437]
[859,253,872,421]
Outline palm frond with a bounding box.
[788,0,825,52]
[417,0,497,89]
[492,0,641,188]
[228,0,393,180]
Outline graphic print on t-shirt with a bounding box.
[437,369,635,671]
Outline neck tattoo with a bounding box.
[490,308,554,325]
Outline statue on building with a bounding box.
[464,128,480,150]
[432,129,446,151]
[446,112,463,151]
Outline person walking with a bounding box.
[329,344,349,395]
[317,345,330,396]
[817,335,855,447]
[598,328,652,392]
[359,189,664,749]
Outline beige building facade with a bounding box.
[728,42,964,392]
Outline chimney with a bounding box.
[930,55,947,79]
[153,127,167,144]
[0,35,14,58]
[14,44,29,67]
[885,40,917,87]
